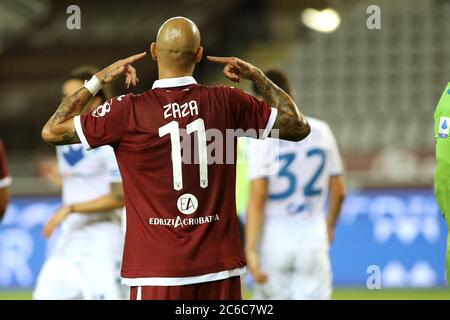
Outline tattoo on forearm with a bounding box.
[252,70,282,107]
[61,131,81,145]
[50,88,91,125]
[272,111,305,141]
[252,69,310,141]
[44,87,92,144]
[103,71,110,82]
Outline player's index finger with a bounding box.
[207,56,231,64]
[123,52,147,64]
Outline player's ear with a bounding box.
[150,42,158,61]
[194,46,203,64]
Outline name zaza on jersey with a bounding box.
[163,100,199,119]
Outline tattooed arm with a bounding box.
[41,87,90,145]
[207,56,310,141]
[251,68,310,141]
[41,52,147,146]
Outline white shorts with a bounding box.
[253,247,332,300]
[33,252,128,300]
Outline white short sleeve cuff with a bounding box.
[74,116,92,151]
[0,176,12,188]
[260,107,278,140]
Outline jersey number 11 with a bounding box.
[159,118,208,191]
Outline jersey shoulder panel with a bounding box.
[307,117,330,133]
[97,144,116,157]
[307,117,337,142]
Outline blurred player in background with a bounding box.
[245,70,346,299]
[33,66,126,300]
[0,139,12,220]
[40,17,310,300]
[434,82,450,285]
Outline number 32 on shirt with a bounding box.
[269,148,327,200]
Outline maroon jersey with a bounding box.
[75,76,277,285]
[0,139,11,188]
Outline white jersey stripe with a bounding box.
[136,286,142,300]
[0,176,12,188]
[260,107,278,140]
[74,115,92,151]
[122,267,246,287]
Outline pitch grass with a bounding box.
[331,288,450,300]
[242,288,450,300]
[0,290,32,300]
[0,288,449,300]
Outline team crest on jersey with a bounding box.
[92,101,111,118]
[177,193,198,215]
[439,117,449,138]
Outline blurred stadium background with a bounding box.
[1,0,450,299]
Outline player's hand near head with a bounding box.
[42,205,71,239]
[246,250,268,284]
[207,56,258,83]
[42,52,147,147]
[96,52,147,89]
[207,55,311,142]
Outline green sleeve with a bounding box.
[435,83,450,164]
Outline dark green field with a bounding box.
[1,288,449,300]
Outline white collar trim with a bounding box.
[152,76,197,89]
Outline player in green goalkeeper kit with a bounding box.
[434,83,450,285]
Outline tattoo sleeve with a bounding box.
[251,69,310,141]
[60,131,81,145]
[43,87,93,145]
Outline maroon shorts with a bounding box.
[130,276,242,300]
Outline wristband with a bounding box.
[83,75,102,96]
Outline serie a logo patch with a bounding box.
[439,117,450,138]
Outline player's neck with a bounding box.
[158,65,195,80]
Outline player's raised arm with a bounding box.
[207,56,310,142]
[41,52,146,146]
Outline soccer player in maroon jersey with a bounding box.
[0,139,12,220]
[41,17,311,300]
